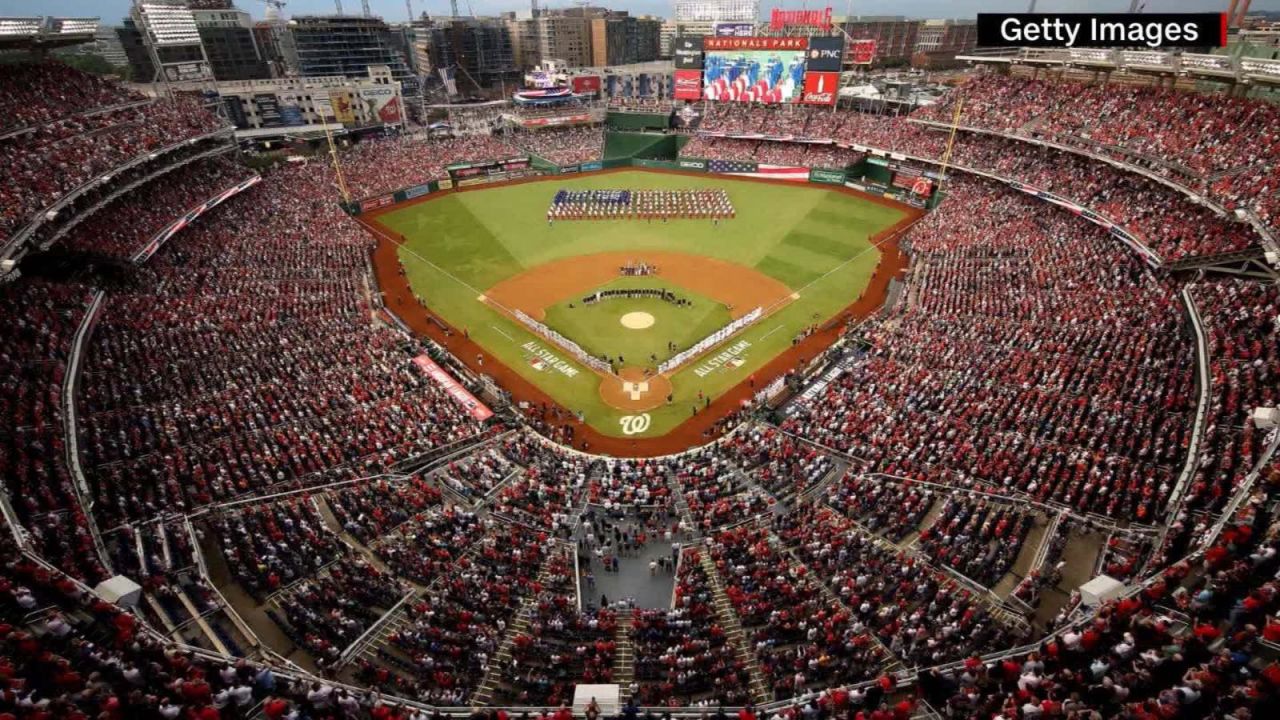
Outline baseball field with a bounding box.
[370,169,908,441]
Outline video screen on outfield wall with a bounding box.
[702,39,807,103]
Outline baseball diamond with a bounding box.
[365,168,913,447]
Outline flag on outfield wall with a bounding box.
[707,159,810,182]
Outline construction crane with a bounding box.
[334,0,343,15]
[405,0,413,22]
[256,0,287,24]
[362,0,372,17]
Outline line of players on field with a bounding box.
[547,188,735,222]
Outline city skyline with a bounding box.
[2,0,1270,25]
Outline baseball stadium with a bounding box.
[2,3,1280,720]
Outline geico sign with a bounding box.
[361,87,394,97]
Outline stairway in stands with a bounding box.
[696,550,773,705]
[470,545,566,706]
[613,609,635,702]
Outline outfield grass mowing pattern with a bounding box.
[380,171,905,439]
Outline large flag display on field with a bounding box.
[707,160,811,181]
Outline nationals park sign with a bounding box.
[770,7,833,32]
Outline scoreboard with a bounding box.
[674,35,844,105]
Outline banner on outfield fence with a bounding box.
[581,161,603,171]
[360,194,394,212]
[403,183,433,200]
[412,355,493,421]
[520,114,593,128]
[809,167,846,184]
[678,158,708,170]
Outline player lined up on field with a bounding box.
[547,188,735,222]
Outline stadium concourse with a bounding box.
[0,58,1279,720]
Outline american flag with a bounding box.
[708,160,756,174]
[708,160,810,182]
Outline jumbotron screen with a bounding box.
[697,36,844,105]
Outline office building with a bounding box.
[288,15,417,101]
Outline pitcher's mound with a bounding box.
[600,366,672,412]
[620,311,655,329]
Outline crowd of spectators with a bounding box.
[210,498,347,600]
[0,278,107,584]
[370,502,485,587]
[826,474,935,544]
[435,446,519,499]
[510,127,603,167]
[334,135,522,200]
[916,480,1280,720]
[676,448,772,531]
[75,160,489,528]
[274,556,409,671]
[52,154,253,259]
[781,175,1195,522]
[914,495,1036,588]
[691,102,1265,260]
[385,521,552,704]
[0,61,142,135]
[326,476,443,545]
[709,523,889,699]
[496,546,616,705]
[1183,279,1280,517]
[681,136,863,169]
[719,426,836,504]
[2,87,226,243]
[775,505,1022,669]
[632,547,752,706]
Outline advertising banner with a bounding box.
[714,22,756,36]
[809,167,847,184]
[678,158,708,170]
[571,75,602,94]
[673,69,703,100]
[850,38,877,64]
[359,86,402,125]
[581,161,603,171]
[134,176,261,264]
[328,88,356,125]
[360,194,394,212]
[520,113,593,128]
[805,36,845,71]
[800,71,839,105]
[673,35,705,69]
[703,37,808,103]
[403,183,433,200]
[411,355,494,421]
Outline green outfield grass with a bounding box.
[379,170,905,440]
[542,277,732,369]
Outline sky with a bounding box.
[0,0,1273,25]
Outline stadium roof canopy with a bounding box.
[0,16,99,52]
[958,46,1280,86]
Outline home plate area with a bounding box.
[600,366,672,413]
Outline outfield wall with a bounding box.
[342,156,867,216]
